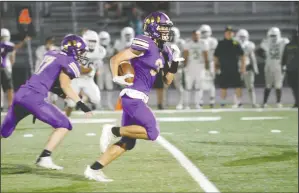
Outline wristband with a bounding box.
[169,61,179,74]
[76,101,91,113]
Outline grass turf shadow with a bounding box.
[1,163,86,181]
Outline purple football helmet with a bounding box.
[143,11,174,42]
[61,34,88,65]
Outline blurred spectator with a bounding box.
[103,2,121,18]
[129,5,143,35]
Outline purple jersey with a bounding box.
[21,50,81,96]
[129,35,173,95]
[0,41,15,68]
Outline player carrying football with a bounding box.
[1,34,92,170]
[84,11,184,182]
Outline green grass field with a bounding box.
[1,108,298,192]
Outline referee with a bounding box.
[214,26,245,107]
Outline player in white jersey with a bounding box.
[35,36,60,104]
[260,27,289,108]
[65,30,106,116]
[97,31,116,110]
[166,27,186,110]
[183,30,209,109]
[236,29,259,107]
[113,27,135,52]
[198,24,218,108]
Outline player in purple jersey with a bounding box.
[1,34,93,170]
[84,11,184,182]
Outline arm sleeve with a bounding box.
[130,35,150,52]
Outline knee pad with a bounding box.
[115,137,136,150]
[90,96,101,105]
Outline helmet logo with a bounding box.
[150,16,155,23]
[157,16,160,23]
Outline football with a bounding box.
[118,61,135,83]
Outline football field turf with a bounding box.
[1,108,298,192]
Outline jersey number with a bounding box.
[150,58,163,76]
[35,55,56,75]
[269,46,280,60]
[192,50,200,60]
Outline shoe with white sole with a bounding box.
[84,165,113,182]
[36,156,63,170]
[195,104,202,109]
[100,124,117,153]
[176,103,183,110]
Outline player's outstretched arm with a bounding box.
[59,71,92,113]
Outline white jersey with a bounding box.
[260,37,289,66]
[240,40,255,66]
[113,39,132,52]
[2,41,15,73]
[35,45,59,71]
[184,39,209,72]
[81,45,106,79]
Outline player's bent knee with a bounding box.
[146,125,160,141]
[53,118,72,130]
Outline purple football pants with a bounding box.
[119,95,160,146]
[0,87,72,138]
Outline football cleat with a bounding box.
[84,165,113,182]
[36,156,63,170]
[100,124,117,153]
[195,104,202,109]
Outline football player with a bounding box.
[198,24,218,108]
[183,30,209,109]
[1,34,92,169]
[236,29,259,107]
[98,31,116,110]
[35,36,60,105]
[1,28,28,108]
[167,27,186,110]
[114,26,135,53]
[65,30,106,117]
[84,11,184,182]
[260,27,289,108]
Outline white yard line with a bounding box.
[157,136,220,193]
[0,107,296,116]
[240,116,286,121]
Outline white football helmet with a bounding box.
[98,31,111,47]
[121,27,135,43]
[267,27,281,44]
[1,28,11,42]
[171,27,180,43]
[236,29,249,43]
[82,30,99,51]
[199,24,212,39]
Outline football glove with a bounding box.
[112,74,134,86]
